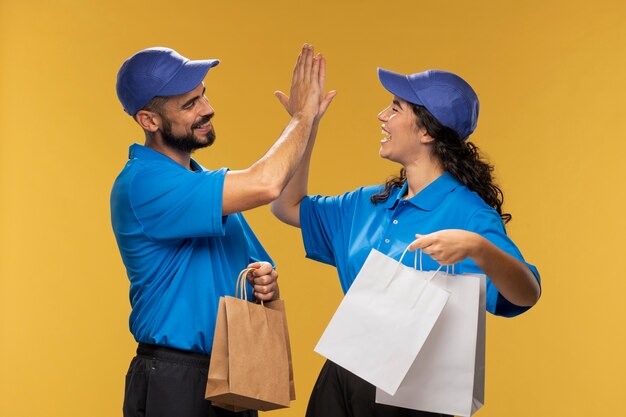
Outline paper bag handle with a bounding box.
[396,245,443,283]
[236,268,265,306]
[380,246,443,292]
[236,268,254,301]
[388,244,459,308]
[398,245,455,276]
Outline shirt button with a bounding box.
[384,239,390,244]
[392,220,398,225]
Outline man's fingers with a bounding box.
[319,90,336,114]
[302,45,314,84]
[253,268,278,300]
[293,45,306,83]
[246,261,273,277]
[252,274,275,286]
[274,90,290,111]
[254,264,273,277]
[311,53,321,86]
[254,291,276,301]
[318,54,326,92]
[274,90,289,101]
[288,43,326,118]
[254,282,276,294]
[253,280,278,301]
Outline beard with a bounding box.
[160,114,216,153]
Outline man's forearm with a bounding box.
[222,112,316,215]
[251,112,317,195]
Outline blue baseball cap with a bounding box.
[377,68,479,140]
[116,47,220,116]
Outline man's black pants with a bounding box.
[123,343,257,417]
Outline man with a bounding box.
[111,45,334,417]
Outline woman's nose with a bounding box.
[378,107,390,122]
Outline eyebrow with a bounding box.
[393,99,403,110]
[181,85,206,109]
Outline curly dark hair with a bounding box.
[370,104,512,223]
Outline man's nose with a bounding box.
[199,96,214,115]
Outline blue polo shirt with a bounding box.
[300,172,540,318]
[110,144,273,354]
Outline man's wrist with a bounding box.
[292,111,316,124]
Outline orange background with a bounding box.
[1,1,625,416]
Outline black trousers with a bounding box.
[123,343,257,417]
[306,360,452,417]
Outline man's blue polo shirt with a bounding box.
[111,144,272,354]
[300,172,540,318]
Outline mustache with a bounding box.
[191,114,214,129]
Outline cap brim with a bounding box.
[377,67,424,106]
[158,59,220,97]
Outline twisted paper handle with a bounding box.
[412,248,455,275]
[236,267,264,305]
[391,245,443,287]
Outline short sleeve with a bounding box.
[130,165,227,240]
[300,192,356,267]
[466,208,541,317]
[240,215,274,267]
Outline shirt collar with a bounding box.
[383,172,460,211]
[128,143,205,172]
[382,182,406,210]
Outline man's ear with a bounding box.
[135,110,160,133]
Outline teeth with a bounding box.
[380,126,390,142]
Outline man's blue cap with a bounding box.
[377,68,479,140]
[116,47,220,116]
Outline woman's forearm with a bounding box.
[470,235,541,307]
[270,121,320,227]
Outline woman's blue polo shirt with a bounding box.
[300,172,540,318]
[111,144,272,354]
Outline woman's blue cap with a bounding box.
[116,47,220,116]
[378,68,479,140]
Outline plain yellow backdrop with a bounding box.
[1,0,625,416]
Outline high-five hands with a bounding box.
[275,44,336,120]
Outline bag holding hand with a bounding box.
[205,268,295,411]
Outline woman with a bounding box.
[272,65,541,417]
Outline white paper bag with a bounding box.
[314,248,451,396]
[376,271,486,417]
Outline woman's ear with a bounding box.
[135,110,160,133]
[420,130,435,144]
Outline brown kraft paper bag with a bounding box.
[205,268,295,411]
